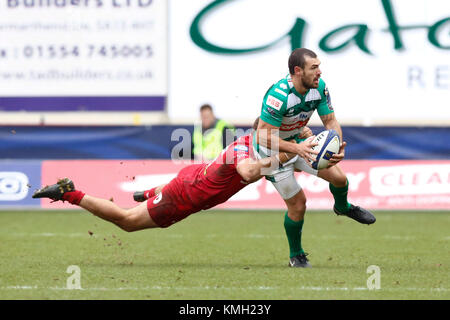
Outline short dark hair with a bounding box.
[199,104,213,112]
[288,48,317,74]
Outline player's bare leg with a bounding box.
[78,195,158,231]
[283,190,311,268]
[317,163,347,187]
[318,165,376,224]
[284,190,307,221]
[32,178,160,231]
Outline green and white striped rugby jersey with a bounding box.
[259,75,334,142]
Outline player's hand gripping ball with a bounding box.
[309,130,340,170]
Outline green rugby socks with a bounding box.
[284,212,304,258]
[329,179,351,213]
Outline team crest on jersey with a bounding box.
[324,87,333,110]
[280,83,288,90]
[286,108,295,116]
[266,95,283,110]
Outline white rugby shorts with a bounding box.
[253,144,318,200]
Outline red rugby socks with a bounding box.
[62,190,85,205]
[143,187,158,200]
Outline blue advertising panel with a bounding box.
[1,125,449,160]
[0,161,42,208]
[0,96,166,112]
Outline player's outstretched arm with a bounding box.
[236,151,296,183]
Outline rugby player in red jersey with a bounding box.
[32,122,317,232]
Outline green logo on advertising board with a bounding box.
[190,0,450,55]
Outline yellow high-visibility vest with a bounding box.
[193,119,233,160]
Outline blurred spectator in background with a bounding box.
[192,104,235,161]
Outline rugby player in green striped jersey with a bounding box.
[255,48,376,268]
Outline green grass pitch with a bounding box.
[0,209,448,300]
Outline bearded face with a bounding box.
[300,56,322,89]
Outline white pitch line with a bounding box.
[6,233,88,238]
[3,233,444,241]
[1,285,448,292]
[382,235,416,240]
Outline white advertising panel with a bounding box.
[168,0,450,125]
[0,0,167,111]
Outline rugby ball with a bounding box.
[310,129,340,170]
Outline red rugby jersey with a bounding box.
[176,133,255,210]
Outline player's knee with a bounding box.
[288,206,306,221]
[286,195,307,220]
[119,223,137,233]
[116,220,136,232]
[116,212,140,232]
[294,200,307,216]
[332,173,347,187]
[327,169,347,187]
